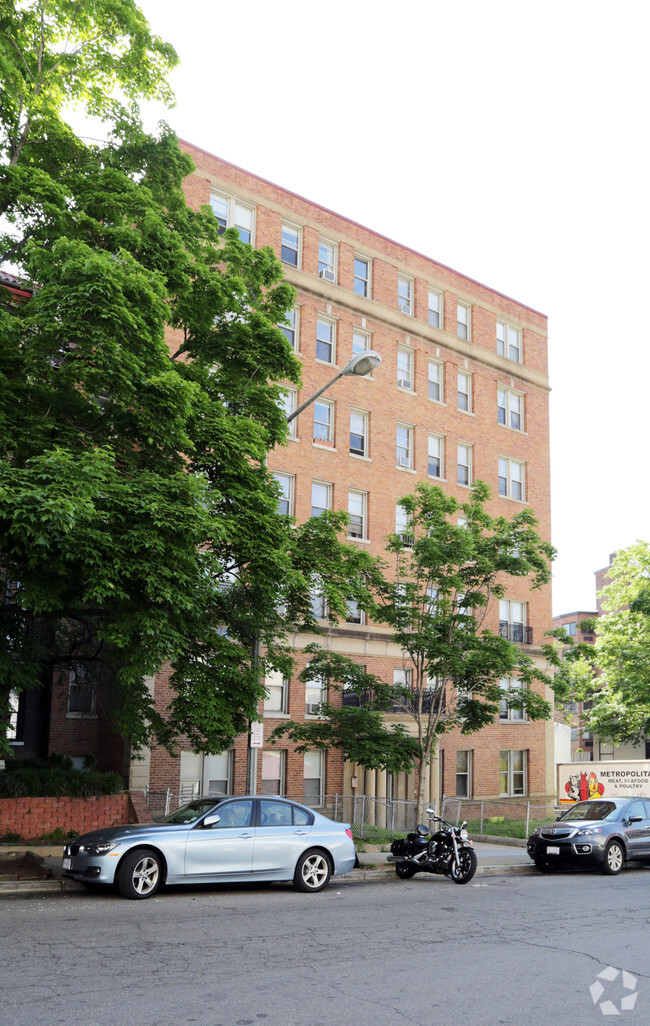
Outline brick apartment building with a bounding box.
[7,145,557,807]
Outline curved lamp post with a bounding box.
[286,349,381,424]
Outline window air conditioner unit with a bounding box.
[307,702,322,715]
[398,301,411,315]
[397,378,412,390]
[319,269,336,282]
[399,533,415,546]
[397,456,411,467]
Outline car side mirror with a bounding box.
[628,815,643,824]
[202,815,220,828]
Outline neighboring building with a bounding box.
[5,149,557,807]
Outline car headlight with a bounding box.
[577,826,601,837]
[530,828,540,838]
[78,843,116,856]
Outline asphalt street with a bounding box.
[2,864,649,1026]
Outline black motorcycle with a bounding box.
[388,809,478,884]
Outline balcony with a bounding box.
[499,621,533,644]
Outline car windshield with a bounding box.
[559,801,618,822]
[159,799,221,825]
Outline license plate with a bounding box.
[63,857,71,870]
[546,846,560,855]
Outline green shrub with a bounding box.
[0,754,122,798]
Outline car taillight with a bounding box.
[345,828,353,841]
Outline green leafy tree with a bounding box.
[0,0,380,759]
[560,542,650,747]
[275,482,557,821]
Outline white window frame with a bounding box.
[281,222,301,268]
[396,423,413,469]
[499,749,527,796]
[457,302,470,340]
[303,750,325,805]
[347,488,367,540]
[7,689,20,742]
[345,597,365,625]
[305,669,327,716]
[318,238,337,282]
[311,481,332,518]
[397,347,414,391]
[210,191,255,245]
[395,503,414,545]
[261,749,286,796]
[498,457,525,501]
[428,289,443,328]
[280,306,299,352]
[313,399,334,444]
[428,359,444,403]
[398,275,413,316]
[279,387,297,436]
[497,321,522,363]
[499,599,527,643]
[457,443,472,487]
[352,328,371,355]
[457,370,472,412]
[309,579,328,619]
[498,386,524,431]
[456,750,472,798]
[428,433,444,479]
[353,256,371,298]
[499,678,526,722]
[316,316,336,364]
[264,669,289,715]
[349,408,368,457]
[273,472,294,516]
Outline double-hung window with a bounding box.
[428,289,442,328]
[68,663,96,716]
[498,457,525,500]
[303,751,324,805]
[497,321,522,363]
[311,481,331,517]
[352,328,370,354]
[398,275,413,316]
[273,472,294,515]
[395,503,413,545]
[349,409,368,457]
[456,751,472,798]
[457,302,470,340]
[457,370,472,412]
[499,750,527,796]
[261,750,285,795]
[313,400,334,443]
[499,678,526,722]
[210,192,254,244]
[345,597,364,624]
[354,257,370,297]
[318,239,337,282]
[428,433,444,478]
[428,359,443,402]
[280,307,299,351]
[279,387,297,436]
[499,600,527,643]
[281,223,301,267]
[457,443,472,486]
[7,690,20,742]
[396,423,413,469]
[316,317,335,363]
[397,348,414,391]
[264,669,289,715]
[306,668,327,715]
[498,387,523,430]
[348,489,367,539]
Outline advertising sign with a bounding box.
[557,761,650,803]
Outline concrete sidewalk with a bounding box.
[0,836,535,897]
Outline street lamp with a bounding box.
[246,348,382,795]
[286,350,381,424]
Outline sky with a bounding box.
[126,0,649,615]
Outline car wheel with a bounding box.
[450,848,478,884]
[117,848,162,899]
[395,861,418,879]
[293,849,332,892]
[601,840,625,876]
[534,857,557,873]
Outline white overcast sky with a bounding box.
[128,0,649,615]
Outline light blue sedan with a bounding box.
[62,796,358,899]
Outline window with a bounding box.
[316,317,335,363]
[309,580,328,619]
[345,597,364,624]
[428,289,442,328]
[348,489,367,540]
[393,668,412,688]
[6,689,20,742]
[261,750,285,795]
[281,223,301,267]
[201,751,234,797]
[565,621,577,636]
[428,433,444,478]
[497,321,522,363]
[457,443,472,486]
[499,600,527,643]
[349,409,368,457]
[311,481,331,517]
[279,387,297,435]
[264,669,288,714]
[352,329,370,355]
[498,387,523,430]
[397,348,414,391]
[398,275,412,315]
[210,192,254,244]
[306,669,327,715]
[396,423,413,469]
[68,663,96,716]
[354,257,370,298]
[273,472,294,516]
[395,503,414,545]
[456,751,472,797]
[313,399,334,443]
[498,457,525,500]
[428,359,443,402]
[457,302,470,340]
[499,678,526,721]
[280,306,299,351]
[303,751,324,805]
[318,239,337,282]
[499,750,527,796]
[457,370,472,412]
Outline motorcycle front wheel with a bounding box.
[395,861,418,879]
[450,847,477,884]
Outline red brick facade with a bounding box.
[0,793,140,841]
